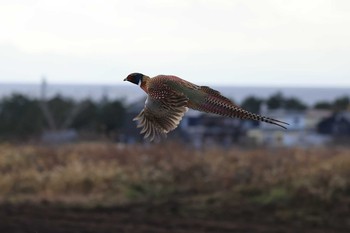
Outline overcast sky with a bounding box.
[1,0,350,86]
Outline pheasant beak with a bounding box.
[123,78,128,81]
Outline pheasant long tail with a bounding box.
[190,87,289,129]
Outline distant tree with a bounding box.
[0,94,44,140]
[314,101,332,110]
[266,92,308,110]
[72,99,99,131]
[285,97,307,110]
[333,96,350,111]
[266,92,285,110]
[241,96,263,113]
[46,95,75,128]
[98,99,126,136]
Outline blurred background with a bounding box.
[1,0,350,232]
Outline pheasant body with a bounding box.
[124,73,288,141]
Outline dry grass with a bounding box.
[0,142,350,225]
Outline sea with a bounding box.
[0,83,349,106]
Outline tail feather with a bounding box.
[190,92,289,129]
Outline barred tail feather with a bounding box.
[194,95,289,129]
[234,107,289,129]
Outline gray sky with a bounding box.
[1,0,350,86]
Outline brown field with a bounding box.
[0,142,350,233]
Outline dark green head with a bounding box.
[124,73,144,85]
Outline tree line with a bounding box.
[241,92,349,113]
[0,94,125,140]
[0,92,349,141]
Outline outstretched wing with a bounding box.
[133,94,189,141]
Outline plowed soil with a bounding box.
[0,204,346,233]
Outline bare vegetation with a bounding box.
[0,142,350,229]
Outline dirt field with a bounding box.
[0,204,346,233]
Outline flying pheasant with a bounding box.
[124,73,288,141]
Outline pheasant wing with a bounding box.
[133,94,188,141]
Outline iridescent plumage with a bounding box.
[124,73,288,141]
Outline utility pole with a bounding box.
[39,76,57,130]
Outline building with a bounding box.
[317,111,350,138]
[247,109,333,147]
[180,110,244,148]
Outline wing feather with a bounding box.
[133,94,188,141]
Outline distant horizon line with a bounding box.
[1,81,350,89]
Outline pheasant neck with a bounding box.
[140,76,151,93]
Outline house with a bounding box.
[317,111,350,137]
[247,109,332,147]
[179,110,244,148]
[41,129,78,144]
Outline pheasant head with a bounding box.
[124,73,144,85]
